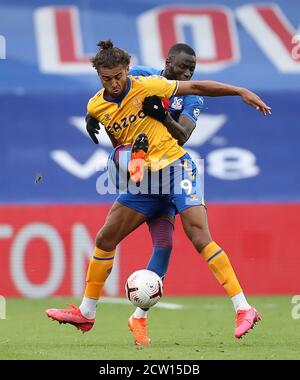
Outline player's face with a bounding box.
[98,65,129,98]
[165,51,196,81]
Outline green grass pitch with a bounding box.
[0,296,299,360]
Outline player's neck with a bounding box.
[161,68,174,80]
[161,68,168,79]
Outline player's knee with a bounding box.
[95,230,117,252]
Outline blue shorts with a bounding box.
[116,153,204,219]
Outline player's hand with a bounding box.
[240,89,272,115]
[86,114,100,144]
[142,95,168,122]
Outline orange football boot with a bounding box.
[128,133,148,183]
[128,316,151,346]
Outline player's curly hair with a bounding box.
[91,40,131,72]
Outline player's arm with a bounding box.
[142,95,196,145]
[85,114,100,144]
[85,114,118,147]
[176,81,271,115]
[163,114,195,146]
[172,96,204,145]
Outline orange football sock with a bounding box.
[84,247,116,299]
[201,241,242,297]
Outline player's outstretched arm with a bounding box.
[176,81,272,115]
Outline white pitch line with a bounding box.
[99,297,184,310]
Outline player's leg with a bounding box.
[180,205,261,338]
[146,215,174,278]
[180,205,243,295]
[133,210,175,310]
[133,214,175,324]
[170,153,261,338]
[125,200,176,345]
[130,213,174,345]
[46,201,147,331]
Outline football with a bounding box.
[125,269,163,308]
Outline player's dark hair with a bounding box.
[167,43,196,58]
[91,40,131,71]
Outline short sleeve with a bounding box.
[87,98,96,118]
[139,76,178,99]
[87,91,102,119]
[181,96,205,123]
[129,65,160,77]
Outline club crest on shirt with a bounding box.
[132,97,143,109]
[104,113,111,121]
[193,108,200,119]
[171,97,183,110]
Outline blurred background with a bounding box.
[0,0,299,299]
